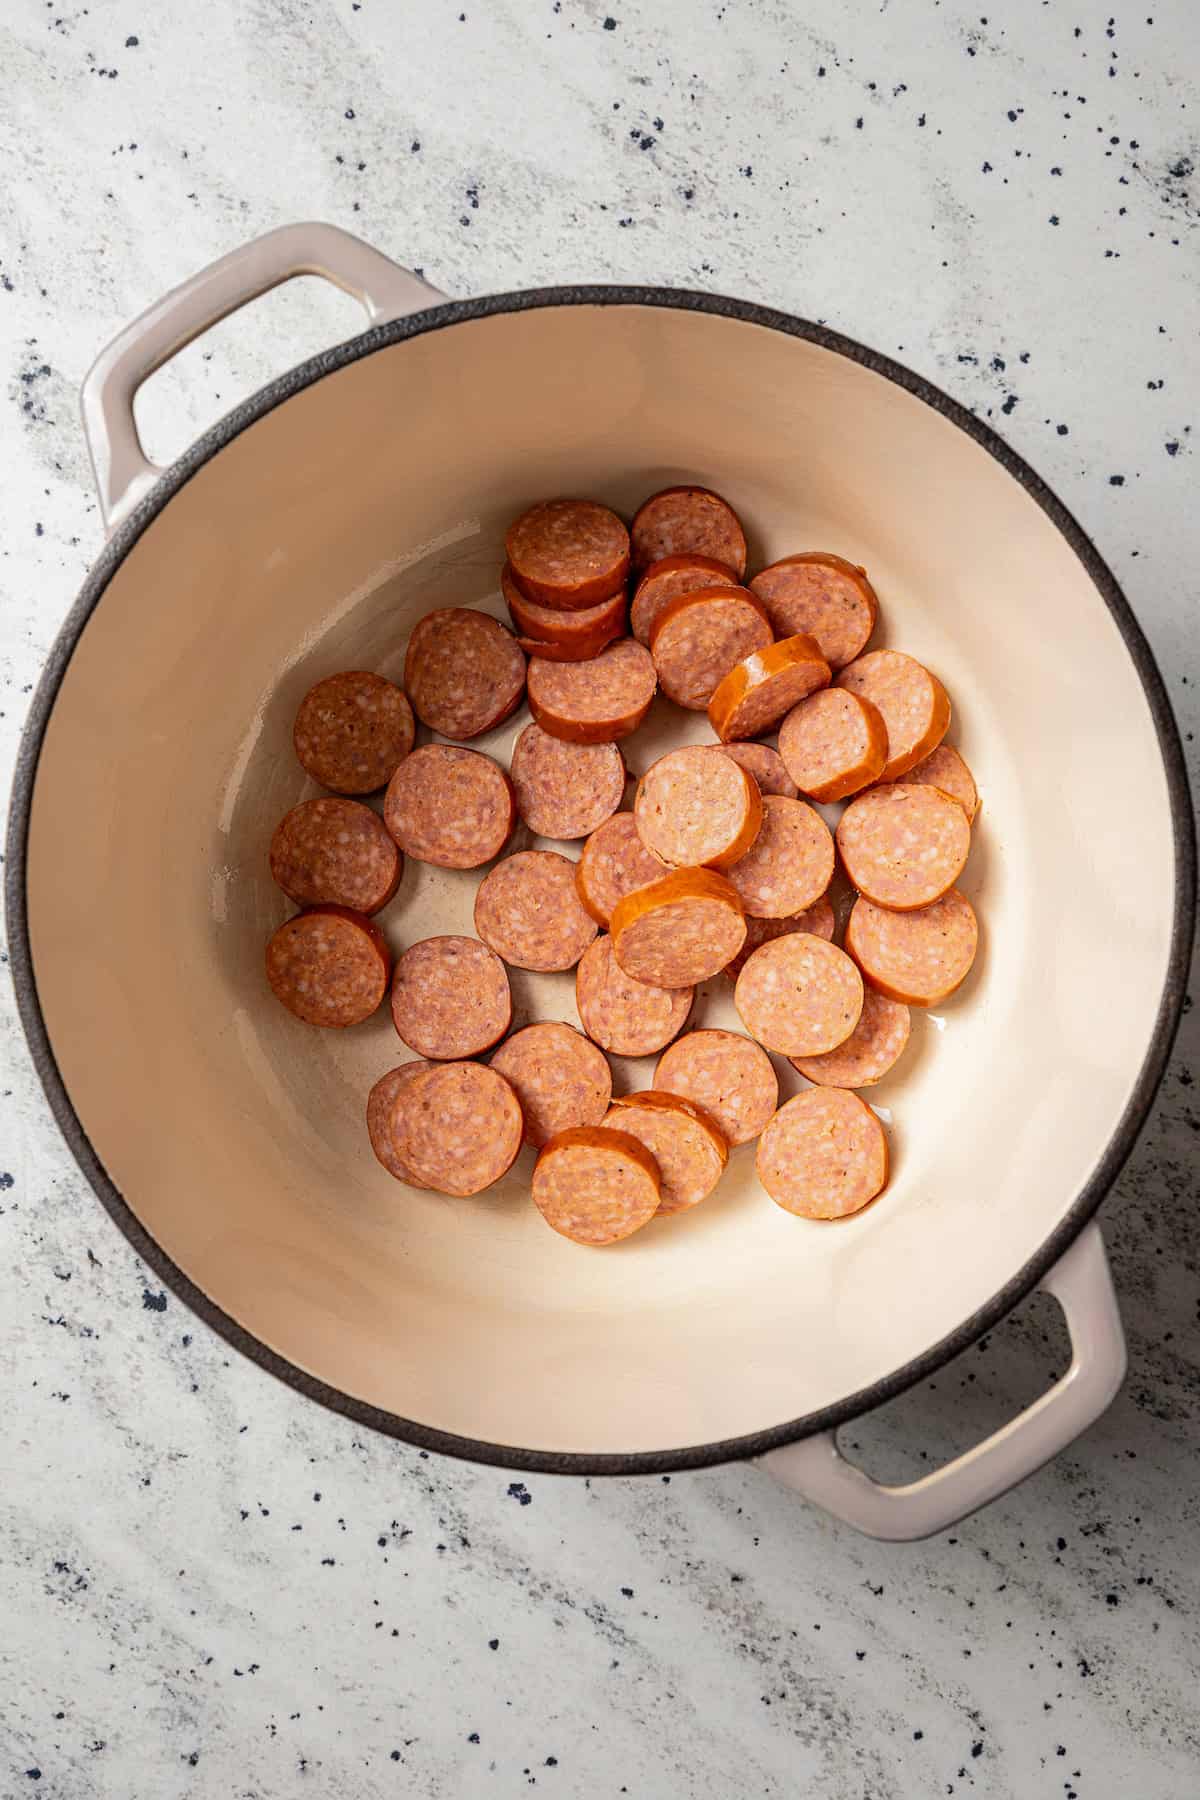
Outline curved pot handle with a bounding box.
[80,221,446,535]
[759,1222,1126,1540]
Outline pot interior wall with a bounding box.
[25,303,1176,1456]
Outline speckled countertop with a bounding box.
[1,2,1197,1795]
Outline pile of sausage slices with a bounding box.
[265,485,980,1246]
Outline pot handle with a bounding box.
[80,221,446,535]
[759,1222,1125,1540]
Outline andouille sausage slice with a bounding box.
[836,783,970,911]
[726,795,835,919]
[474,850,598,971]
[717,741,798,799]
[502,564,627,656]
[610,868,746,989]
[575,935,693,1058]
[749,553,879,671]
[894,742,980,822]
[506,500,630,609]
[630,553,740,645]
[367,1061,432,1184]
[791,988,911,1089]
[630,486,748,578]
[384,744,514,869]
[390,935,512,1060]
[649,587,773,711]
[509,723,626,841]
[604,1093,727,1215]
[396,1061,524,1197]
[837,649,951,782]
[734,932,863,1057]
[778,686,888,803]
[270,797,402,914]
[532,1126,662,1246]
[707,635,831,743]
[404,608,526,740]
[575,811,666,927]
[266,904,391,1028]
[845,889,978,1006]
[654,1028,778,1148]
[527,639,657,744]
[634,745,762,870]
[490,1023,612,1149]
[757,1088,889,1220]
[293,671,415,794]
[724,895,836,979]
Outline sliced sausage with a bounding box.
[474,850,598,971]
[605,1093,727,1215]
[404,608,526,740]
[778,686,887,803]
[265,904,390,1028]
[756,1088,889,1220]
[390,935,512,1059]
[527,639,656,743]
[836,783,970,911]
[634,745,762,871]
[509,723,626,841]
[717,741,798,799]
[506,499,630,610]
[575,811,667,927]
[576,935,693,1057]
[707,635,831,742]
[734,931,863,1057]
[748,553,878,671]
[894,743,980,823]
[384,744,514,869]
[724,895,836,980]
[502,563,627,657]
[490,1022,613,1149]
[630,486,748,578]
[396,1061,524,1197]
[649,587,773,711]
[630,554,740,645]
[791,989,911,1089]
[845,889,978,1006]
[293,671,415,794]
[610,868,746,989]
[366,1061,432,1184]
[531,1125,662,1246]
[270,798,402,914]
[727,795,834,919]
[837,649,951,782]
[654,1029,778,1148]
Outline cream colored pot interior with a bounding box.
[26,304,1177,1457]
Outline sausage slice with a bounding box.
[490,1022,612,1148]
[649,587,772,710]
[894,742,980,822]
[293,671,414,794]
[717,741,798,799]
[506,500,630,610]
[575,811,667,927]
[532,1126,662,1246]
[502,563,627,657]
[509,723,626,841]
[778,687,888,803]
[634,745,763,870]
[845,889,978,1006]
[756,1089,889,1220]
[630,486,748,578]
[734,931,863,1057]
[654,1029,779,1148]
[749,553,878,671]
[791,988,911,1089]
[610,868,747,989]
[384,744,514,869]
[605,1093,727,1215]
[707,635,831,742]
[366,1061,433,1184]
[404,608,526,740]
[575,935,693,1058]
[474,850,598,971]
[630,553,740,645]
[837,649,951,782]
[726,795,835,919]
[527,639,657,743]
[396,1061,524,1196]
[390,935,512,1060]
[270,798,402,914]
[836,783,970,911]
[724,895,837,980]
[265,905,391,1028]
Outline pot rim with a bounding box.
[6,284,1195,1475]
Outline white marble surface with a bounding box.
[2,1,1197,1794]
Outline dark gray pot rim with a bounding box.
[6,284,1195,1476]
